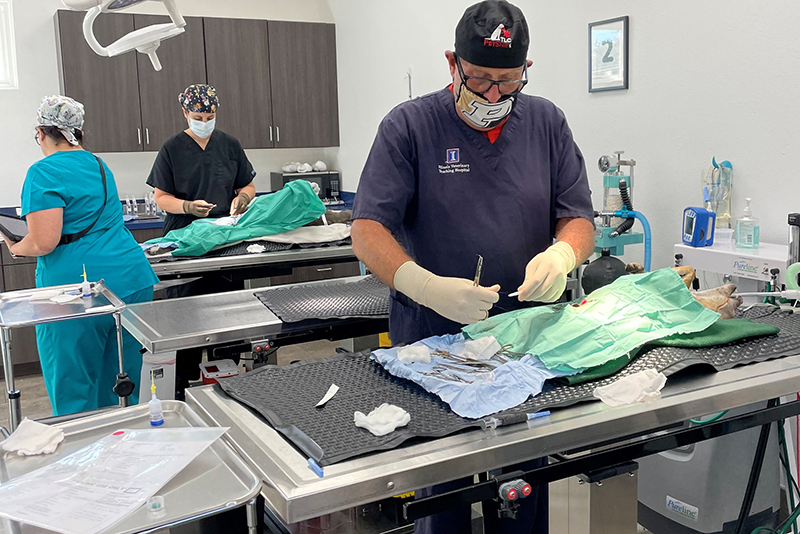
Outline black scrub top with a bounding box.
[147,130,256,234]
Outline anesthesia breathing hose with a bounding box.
[615,209,652,272]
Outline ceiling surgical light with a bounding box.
[61,0,186,72]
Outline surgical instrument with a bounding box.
[508,291,520,298]
[474,254,484,286]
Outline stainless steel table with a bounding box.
[121,276,387,355]
[187,354,800,525]
[150,246,356,277]
[0,281,128,431]
[0,401,261,534]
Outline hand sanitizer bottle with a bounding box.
[735,198,760,249]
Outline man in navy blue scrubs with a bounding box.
[351,1,595,532]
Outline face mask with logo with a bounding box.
[188,118,216,138]
[455,83,515,130]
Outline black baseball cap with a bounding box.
[455,0,530,69]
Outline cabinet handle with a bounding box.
[146,128,150,145]
[269,125,273,142]
[276,126,280,143]
[316,267,332,272]
[137,128,142,145]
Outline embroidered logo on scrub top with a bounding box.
[439,148,470,174]
[484,24,512,48]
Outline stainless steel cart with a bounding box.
[0,281,128,431]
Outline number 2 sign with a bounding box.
[589,16,629,92]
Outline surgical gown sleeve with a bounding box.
[21,164,67,216]
[352,115,416,233]
[551,109,593,224]
[232,138,256,190]
[146,145,176,195]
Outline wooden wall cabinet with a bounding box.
[203,17,274,149]
[134,15,207,151]
[55,12,339,151]
[55,10,142,153]
[268,21,340,148]
[55,10,206,153]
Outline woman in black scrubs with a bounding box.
[147,84,256,398]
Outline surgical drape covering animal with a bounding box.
[145,180,326,257]
[463,269,720,371]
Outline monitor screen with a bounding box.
[684,214,695,236]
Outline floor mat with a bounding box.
[218,307,800,465]
[254,275,389,323]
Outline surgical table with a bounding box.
[185,347,800,533]
[121,276,388,363]
[148,245,357,281]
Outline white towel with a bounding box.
[462,336,501,361]
[593,369,667,407]
[2,418,64,456]
[354,404,410,436]
[398,345,431,364]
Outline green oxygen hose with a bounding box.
[779,423,798,534]
[751,415,800,534]
[690,410,729,424]
[779,506,800,534]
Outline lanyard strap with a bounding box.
[59,156,108,246]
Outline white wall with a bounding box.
[330,0,800,271]
[1,0,335,206]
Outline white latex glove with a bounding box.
[394,261,500,324]
[517,241,576,303]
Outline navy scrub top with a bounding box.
[21,151,159,299]
[146,130,256,234]
[353,87,594,345]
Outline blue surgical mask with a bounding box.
[188,118,215,138]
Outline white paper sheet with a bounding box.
[0,427,227,534]
[316,384,339,407]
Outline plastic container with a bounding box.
[200,359,239,385]
[140,351,176,400]
[735,198,760,249]
[287,509,357,534]
[148,391,164,426]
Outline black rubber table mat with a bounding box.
[254,274,389,322]
[218,307,800,465]
[148,237,351,263]
[218,351,483,465]
[206,240,292,256]
[499,306,800,416]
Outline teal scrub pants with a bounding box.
[36,287,153,416]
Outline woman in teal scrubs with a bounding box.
[0,96,159,416]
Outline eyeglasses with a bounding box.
[33,130,40,146]
[456,56,528,96]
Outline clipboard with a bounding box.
[0,213,28,243]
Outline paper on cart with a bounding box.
[0,427,227,534]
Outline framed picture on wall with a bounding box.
[589,16,629,92]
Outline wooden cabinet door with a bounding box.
[134,15,207,152]
[204,18,273,149]
[55,10,143,153]
[268,21,340,148]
